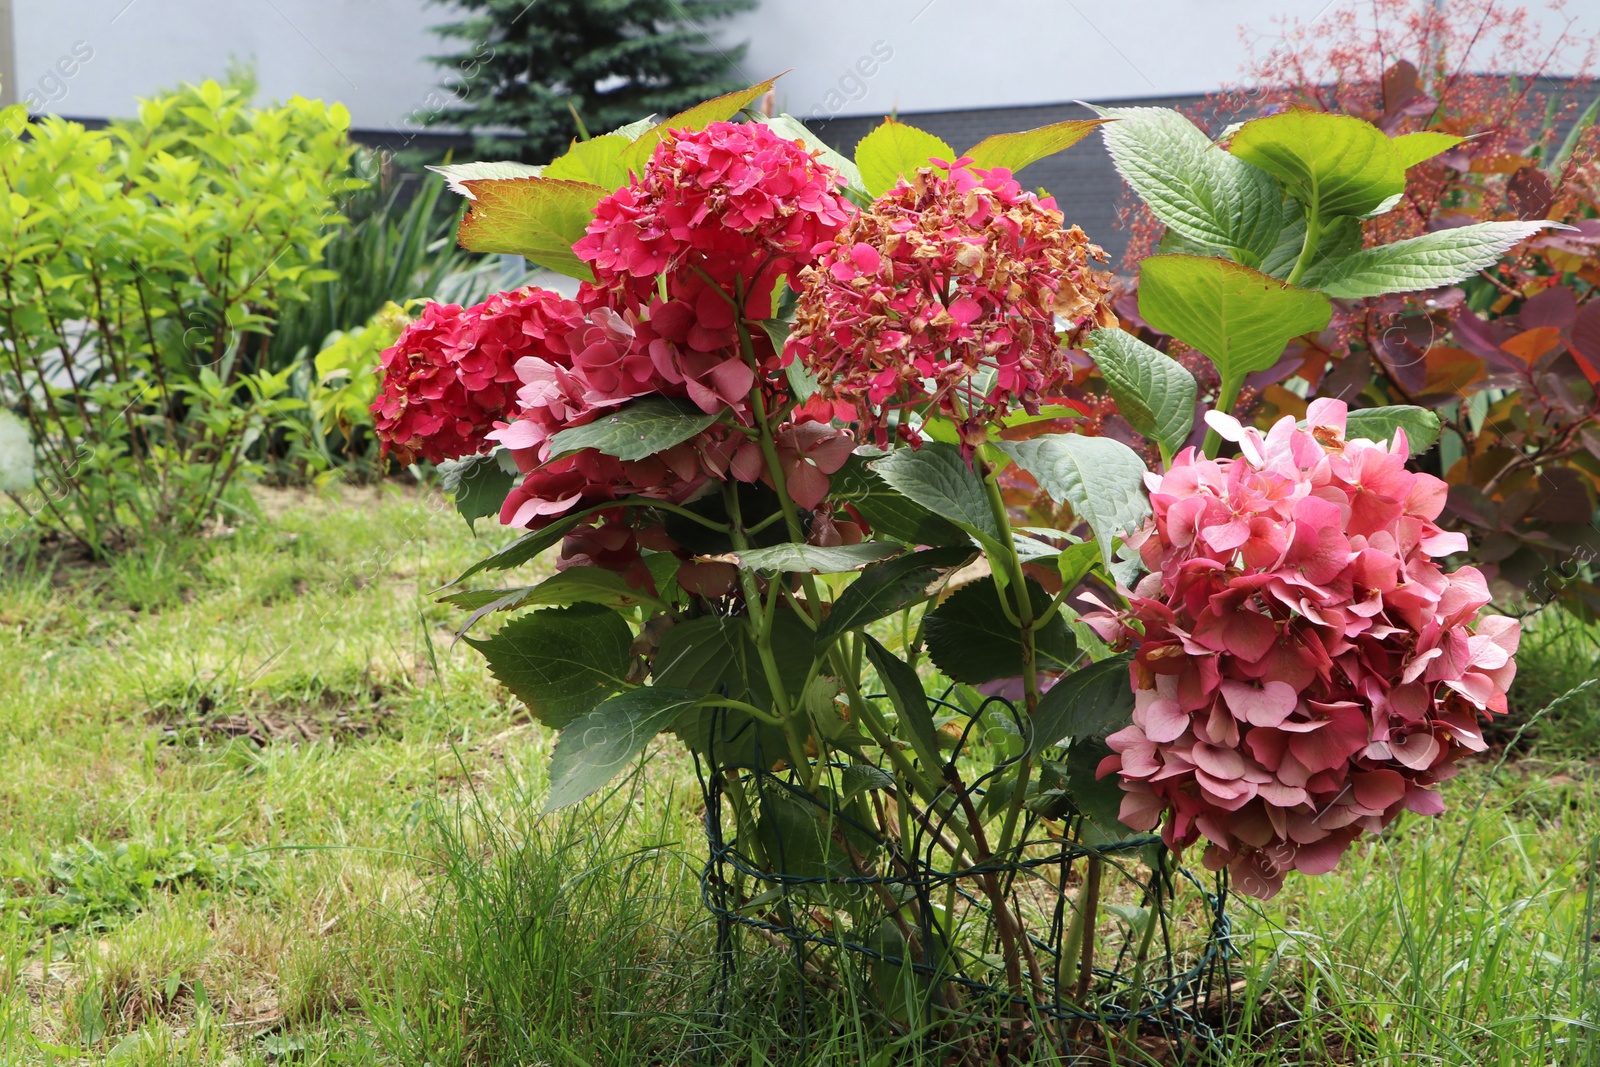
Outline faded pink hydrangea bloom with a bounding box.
[1089,399,1519,899]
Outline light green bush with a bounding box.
[0,79,359,554]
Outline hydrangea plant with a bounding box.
[373,80,1542,1024]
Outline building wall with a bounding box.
[10,1,1596,263]
[9,0,445,133]
[14,0,1596,130]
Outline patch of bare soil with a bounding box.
[153,687,399,747]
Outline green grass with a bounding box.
[0,486,1595,1065]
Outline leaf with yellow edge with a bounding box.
[543,134,633,189]
[855,120,953,197]
[1392,130,1464,170]
[619,76,780,176]
[964,118,1106,174]
[456,176,604,281]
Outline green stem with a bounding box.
[976,455,1040,866]
[1285,207,1322,288]
[1200,371,1245,461]
[722,482,812,779]
[695,697,785,727]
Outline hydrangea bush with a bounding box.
[373,79,1545,1037]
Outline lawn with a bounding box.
[0,487,1595,1066]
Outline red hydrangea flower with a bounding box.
[371,289,584,463]
[377,123,864,557]
[574,121,855,420]
[574,120,855,303]
[785,159,1118,449]
[1089,399,1519,899]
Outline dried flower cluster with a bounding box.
[1090,400,1519,899]
[786,159,1117,448]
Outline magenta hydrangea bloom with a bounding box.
[1089,399,1519,899]
[372,289,584,464]
[785,159,1117,449]
[574,120,855,301]
[377,124,863,582]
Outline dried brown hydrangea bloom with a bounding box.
[784,159,1117,449]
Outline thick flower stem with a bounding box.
[722,482,814,780]
[976,456,1041,875]
[1074,854,1104,1001]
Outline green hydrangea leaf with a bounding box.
[544,687,702,811]
[1137,254,1332,384]
[542,134,633,189]
[1085,329,1196,457]
[465,605,633,729]
[994,434,1150,571]
[854,120,953,198]
[548,396,719,462]
[1344,406,1442,453]
[1228,111,1405,221]
[1310,221,1557,299]
[455,175,602,281]
[1092,105,1283,267]
[964,118,1105,174]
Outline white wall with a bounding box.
[727,0,1600,121]
[11,0,448,130]
[11,0,1600,129]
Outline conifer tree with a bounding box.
[427,0,756,163]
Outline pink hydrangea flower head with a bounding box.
[372,288,585,463]
[785,159,1118,449]
[1090,399,1519,899]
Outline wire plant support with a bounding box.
[691,695,1237,1061]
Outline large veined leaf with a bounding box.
[446,509,600,586]
[1344,406,1442,452]
[544,688,702,811]
[455,176,603,281]
[995,435,1150,570]
[542,134,633,189]
[548,397,719,462]
[1228,111,1405,221]
[815,545,974,643]
[428,160,544,197]
[662,619,802,771]
[1085,330,1196,457]
[923,577,1075,685]
[1026,655,1134,756]
[861,634,942,772]
[465,605,633,729]
[1092,105,1283,266]
[444,568,663,637]
[1310,221,1556,299]
[855,120,954,197]
[870,442,1004,552]
[733,542,904,574]
[760,113,866,197]
[1138,255,1332,385]
[437,452,516,529]
[654,613,811,710]
[620,77,779,176]
[829,455,969,547]
[964,118,1105,174]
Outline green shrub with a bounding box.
[0,80,358,555]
